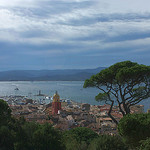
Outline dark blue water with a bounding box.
[0,81,149,111]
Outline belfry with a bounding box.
[52,91,61,115]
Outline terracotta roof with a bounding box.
[99,118,112,121]
[111,113,123,118]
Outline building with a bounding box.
[52,91,61,115]
[82,103,90,111]
[130,105,144,114]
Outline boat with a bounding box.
[14,88,19,91]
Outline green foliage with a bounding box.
[0,99,65,150]
[0,125,15,150]
[84,60,150,91]
[95,93,109,102]
[84,61,150,123]
[0,99,15,150]
[132,86,148,98]
[88,135,128,150]
[63,135,80,150]
[0,99,11,125]
[115,64,150,83]
[63,127,98,150]
[33,123,65,150]
[14,121,65,150]
[83,78,96,88]
[139,138,150,150]
[66,127,98,144]
[84,61,145,87]
[118,113,150,148]
[63,137,88,150]
[14,121,40,150]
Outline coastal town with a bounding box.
[0,91,144,135]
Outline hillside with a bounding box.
[0,67,106,81]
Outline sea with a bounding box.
[0,81,149,112]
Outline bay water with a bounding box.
[0,81,149,111]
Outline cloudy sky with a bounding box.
[0,0,150,71]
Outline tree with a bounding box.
[33,123,65,150]
[64,127,98,144]
[0,99,66,150]
[0,99,11,125]
[88,135,128,150]
[84,61,150,124]
[14,121,39,150]
[63,127,98,150]
[139,138,150,150]
[0,126,15,150]
[118,113,150,148]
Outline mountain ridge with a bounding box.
[0,67,106,81]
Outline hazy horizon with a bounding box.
[0,66,106,72]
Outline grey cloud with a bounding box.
[70,32,107,41]
[97,13,150,22]
[8,0,94,19]
[0,0,150,70]
[21,30,50,38]
[105,31,150,42]
[58,12,150,26]
[84,44,150,59]
[69,30,150,43]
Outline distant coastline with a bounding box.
[0,67,106,81]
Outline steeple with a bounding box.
[52,91,61,115]
[53,91,60,102]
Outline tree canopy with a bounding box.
[139,138,150,150]
[64,127,98,144]
[63,127,98,150]
[84,61,150,124]
[63,127,128,150]
[88,135,128,150]
[118,113,150,148]
[0,99,11,125]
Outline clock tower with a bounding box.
[52,91,61,115]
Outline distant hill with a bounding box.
[0,67,106,81]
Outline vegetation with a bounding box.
[1,61,150,149]
[84,61,150,124]
[0,99,65,150]
[139,138,150,150]
[118,113,150,149]
[64,127,98,144]
[88,135,128,150]
[0,99,12,125]
[63,127,98,150]
[0,99,129,150]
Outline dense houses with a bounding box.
[0,93,145,135]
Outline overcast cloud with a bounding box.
[0,0,150,70]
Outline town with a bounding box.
[0,91,144,135]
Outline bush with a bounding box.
[118,113,150,148]
[88,135,128,150]
[63,127,98,150]
[139,138,150,150]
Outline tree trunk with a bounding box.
[123,102,130,115]
[108,101,118,125]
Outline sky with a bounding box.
[0,0,150,71]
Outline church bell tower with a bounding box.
[52,91,61,115]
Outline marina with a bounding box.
[0,81,100,105]
[0,81,150,111]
